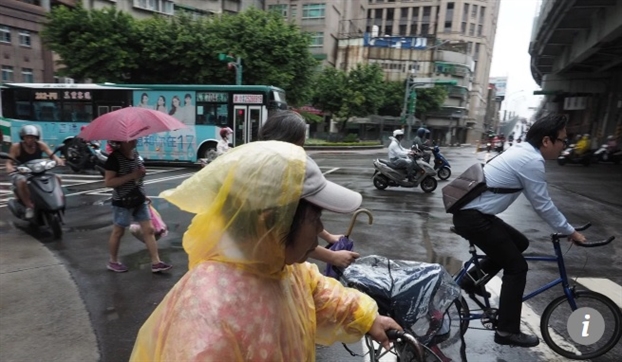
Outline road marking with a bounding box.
[576,277,622,308]
[322,167,340,175]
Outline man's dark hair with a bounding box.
[525,114,568,148]
[258,111,307,146]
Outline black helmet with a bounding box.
[417,127,429,137]
[19,125,40,140]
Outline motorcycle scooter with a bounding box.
[593,143,622,164]
[430,144,451,180]
[372,148,438,193]
[0,150,66,239]
[558,144,591,166]
[61,138,107,176]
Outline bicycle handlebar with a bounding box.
[385,329,424,359]
[552,222,616,247]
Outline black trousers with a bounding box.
[453,209,529,333]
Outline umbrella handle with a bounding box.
[345,208,373,237]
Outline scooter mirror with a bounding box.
[0,152,18,163]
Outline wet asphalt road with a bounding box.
[0,147,620,362]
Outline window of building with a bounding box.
[268,4,287,17]
[302,4,325,19]
[461,22,466,34]
[472,4,478,18]
[291,5,297,18]
[22,68,34,83]
[309,32,324,47]
[474,43,480,57]
[400,8,409,19]
[421,23,429,35]
[1,26,10,44]
[410,23,418,35]
[384,25,392,35]
[133,0,174,15]
[446,2,454,22]
[422,6,431,21]
[412,7,419,19]
[399,24,407,35]
[368,9,372,18]
[467,42,473,54]
[375,8,383,20]
[444,21,452,33]
[479,6,486,23]
[386,8,394,21]
[19,30,31,47]
[477,24,483,36]
[2,66,14,82]
[463,4,469,21]
[469,23,475,36]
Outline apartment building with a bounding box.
[264,0,367,66]
[366,0,500,142]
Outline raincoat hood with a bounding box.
[160,140,361,277]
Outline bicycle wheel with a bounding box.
[395,341,443,362]
[540,290,622,360]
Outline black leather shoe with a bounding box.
[494,332,540,348]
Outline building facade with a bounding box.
[366,0,500,143]
[336,33,474,144]
[0,0,66,84]
[264,0,367,66]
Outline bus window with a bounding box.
[269,90,288,111]
[62,102,93,122]
[33,101,60,121]
[197,103,228,126]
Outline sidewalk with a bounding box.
[0,226,99,362]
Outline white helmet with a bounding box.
[19,125,40,140]
[393,129,404,137]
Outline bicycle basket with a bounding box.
[342,255,461,345]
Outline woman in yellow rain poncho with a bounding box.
[130,141,401,361]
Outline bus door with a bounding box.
[233,105,262,146]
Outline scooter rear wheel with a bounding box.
[373,175,389,190]
[420,176,437,193]
[437,167,451,180]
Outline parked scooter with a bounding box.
[61,137,107,176]
[558,144,591,166]
[430,144,451,180]
[372,148,438,193]
[0,150,66,239]
[593,143,622,164]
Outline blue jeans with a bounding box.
[112,202,151,228]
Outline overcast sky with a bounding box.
[489,0,542,119]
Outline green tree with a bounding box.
[312,63,385,133]
[41,4,140,82]
[42,7,317,105]
[378,82,448,119]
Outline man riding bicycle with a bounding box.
[5,125,64,219]
[451,114,586,348]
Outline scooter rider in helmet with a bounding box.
[5,125,65,219]
[413,127,431,162]
[388,129,422,181]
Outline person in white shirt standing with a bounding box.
[388,129,421,181]
[451,114,586,348]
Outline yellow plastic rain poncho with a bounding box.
[130,141,378,361]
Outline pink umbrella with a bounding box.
[78,107,187,141]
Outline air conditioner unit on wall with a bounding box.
[65,78,74,84]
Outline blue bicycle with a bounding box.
[450,223,621,360]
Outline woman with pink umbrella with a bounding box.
[79,107,186,272]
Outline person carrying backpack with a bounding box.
[450,114,586,348]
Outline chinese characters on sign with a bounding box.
[35,92,59,101]
[63,91,92,101]
[233,94,263,104]
[197,92,228,103]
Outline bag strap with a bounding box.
[484,151,522,194]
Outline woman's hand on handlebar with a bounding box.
[569,230,586,244]
[368,315,403,350]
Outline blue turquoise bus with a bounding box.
[0,83,287,162]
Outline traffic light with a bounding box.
[218,53,236,63]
